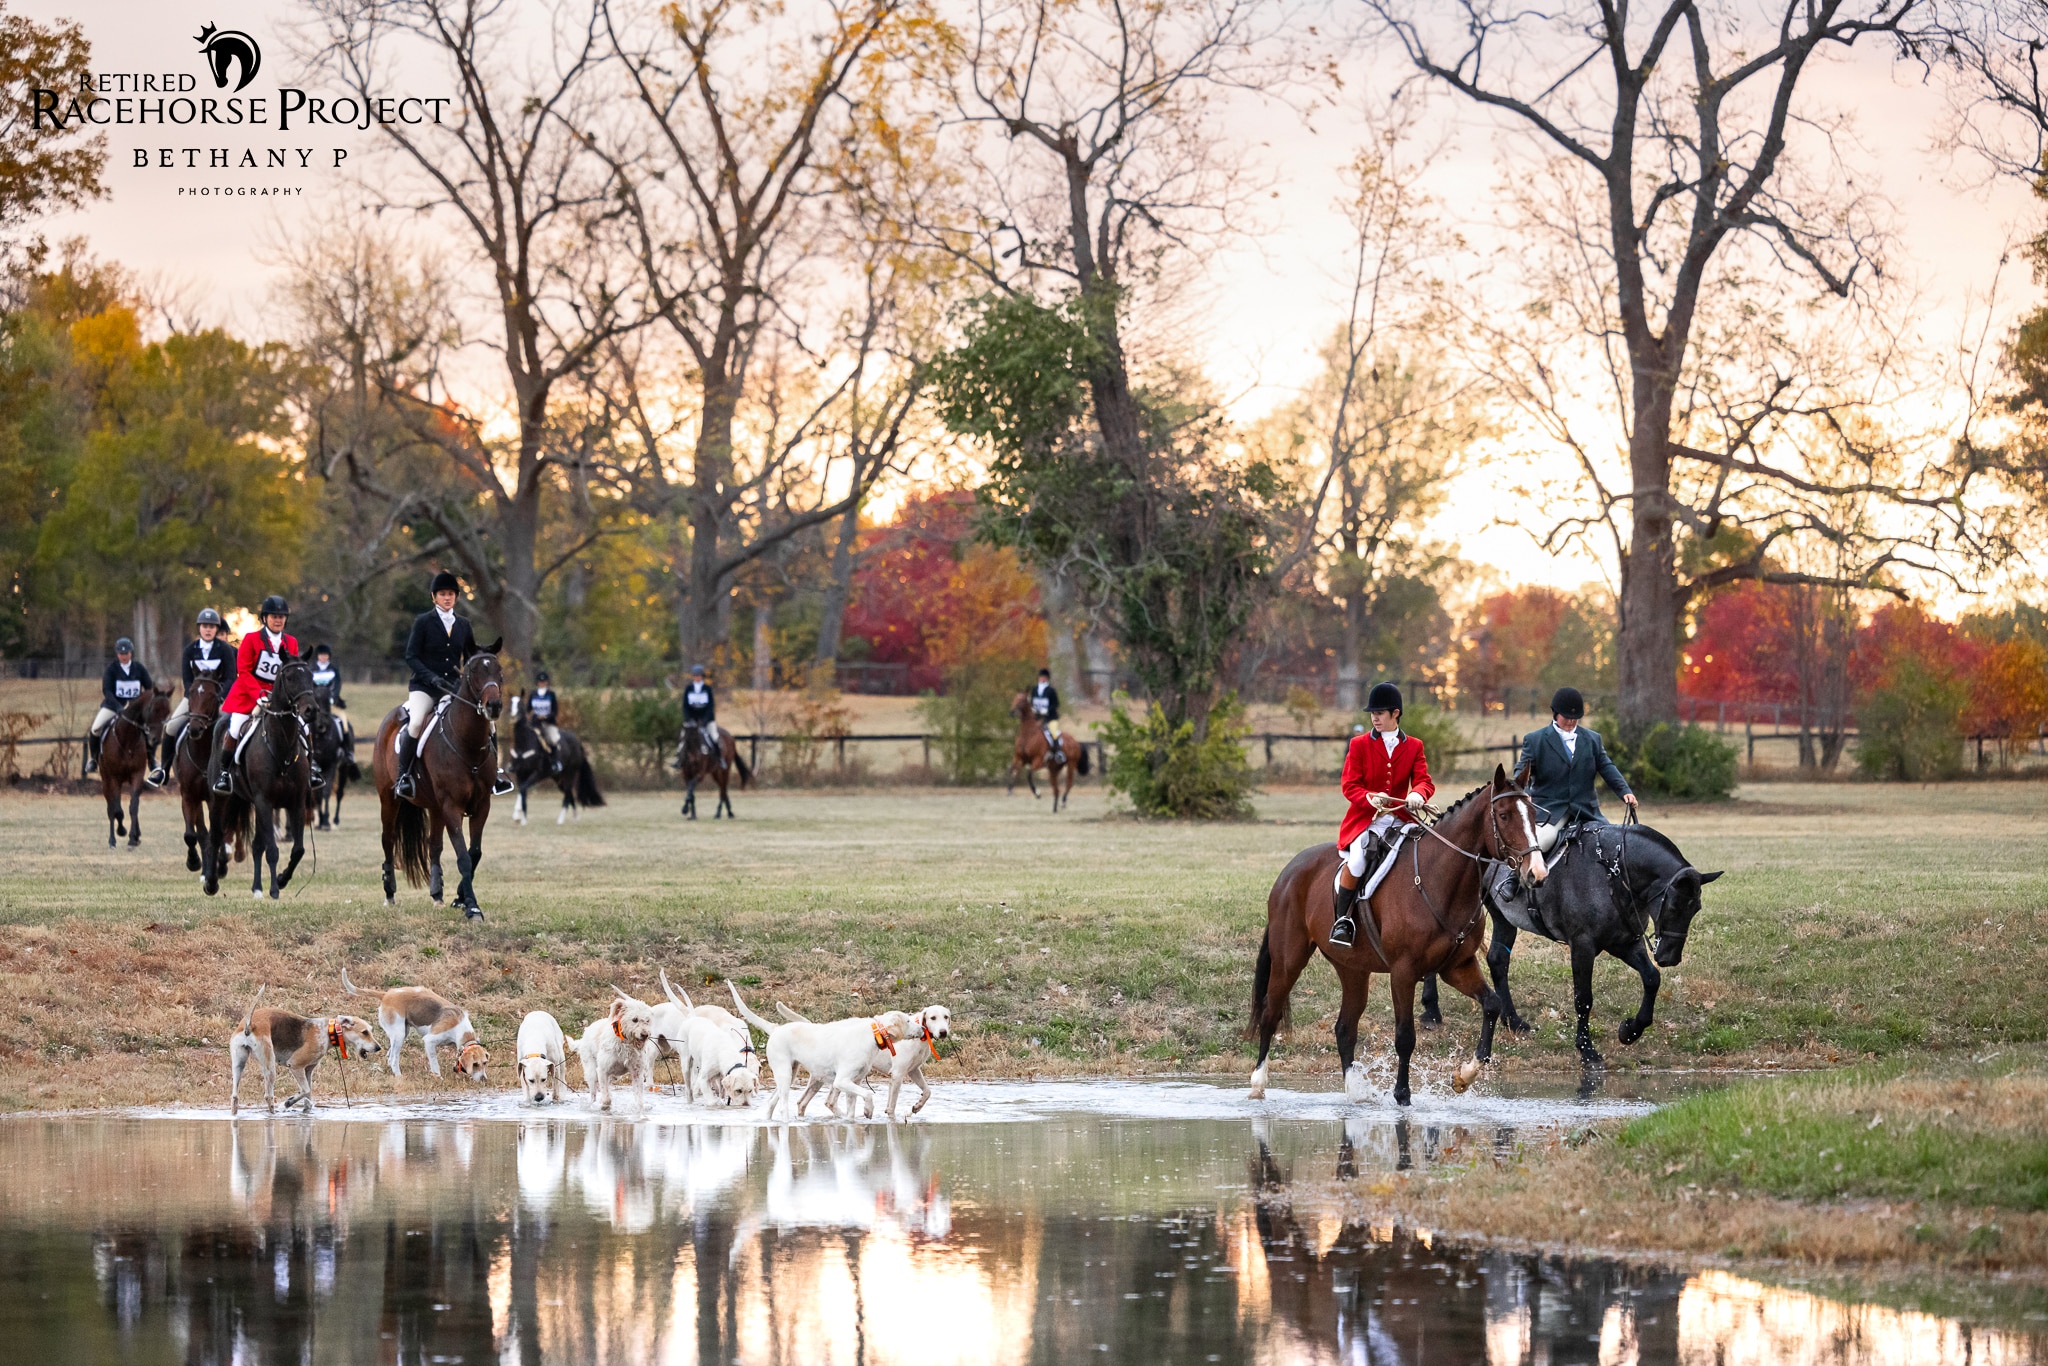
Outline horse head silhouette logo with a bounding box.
[196,24,261,94]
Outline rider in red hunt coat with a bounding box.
[1330,681,1436,949]
[211,594,307,794]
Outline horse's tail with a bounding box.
[396,799,431,888]
[1249,928,1274,1040]
[574,757,605,808]
[731,746,752,790]
[1074,739,1091,777]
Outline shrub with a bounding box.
[1857,658,1967,781]
[915,670,1017,784]
[574,690,681,781]
[1100,691,1257,819]
[1592,710,1738,800]
[1394,704,1467,779]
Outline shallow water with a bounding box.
[0,1079,2038,1365]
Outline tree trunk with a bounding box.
[1337,590,1364,714]
[684,381,742,667]
[1036,567,1084,703]
[131,596,165,679]
[813,502,861,670]
[1082,631,1114,700]
[1616,416,1680,742]
[752,605,773,692]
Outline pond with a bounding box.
[0,1080,2037,1365]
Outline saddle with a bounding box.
[394,695,455,759]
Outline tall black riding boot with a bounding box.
[210,737,234,794]
[393,731,419,799]
[1330,879,1362,948]
[82,732,99,778]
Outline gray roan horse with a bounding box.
[1479,807,1722,1064]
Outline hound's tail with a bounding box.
[775,1001,812,1024]
[574,758,605,808]
[237,984,267,1034]
[340,968,372,997]
[658,967,694,1011]
[726,982,777,1035]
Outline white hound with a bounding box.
[575,991,655,1114]
[515,1010,570,1104]
[780,1002,952,1119]
[730,983,913,1121]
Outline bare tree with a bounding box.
[1366,0,2001,737]
[593,0,939,668]
[300,0,646,667]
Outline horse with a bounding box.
[373,647,504,919]
[204,658,318,899]
[1006,693,1088,811]
[1248,765,1548,1107]
[308,684,357,831]
[173,676,230,874]
[1479,813,1723,1065]
[510,712,604,825]
[676,721,750,819]
[96,684,172,849]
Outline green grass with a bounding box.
[1619,1062,2048,1208]
[0,780,2044,1086]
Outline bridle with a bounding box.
[432,654,502,781]
[1383,778,1545,957]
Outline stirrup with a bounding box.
[492,775,516,796]
[212,771,234,794]
[1329,916,1357,948]
[394,771,416,799]
[145,767,167,789]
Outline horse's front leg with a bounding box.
[183,803,202,872]
[1335,967,1373,1102]
[1419,972,1442,1028]
[1440,955,1503,1069]
[1025,764,1040,798]
[1485,911,1533,1035]
[1569,939,1604,1066]
[1390,969,1419,1107]
[446,805,482,917]
[128,783,143,848]
[428,818,446,904]
[1613,939,1661,1046]
[275,805,306,895]
[681,778,696,820]
[251,800,274,898]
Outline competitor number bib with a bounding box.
[114,678,141,699]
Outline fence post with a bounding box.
[835,735,847,770]
[921,736,930,770]
[1264,733,1274,768]
[749,734,759,772]
[1747,733,1755,766]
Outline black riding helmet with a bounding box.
[258,594,289,618]
[1550,686,1586,720]
[314,643,333,658]
[431,570,460,595]
[115,636,135,654]
[535,669,551,684]
[1367,681,1403,713]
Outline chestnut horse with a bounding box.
[676,721,750,819]
[373,648,504,919]
[173,676,228,874]
[1006,693,1089,811]
[1248,765,1548,1106]
[97,684,172,849]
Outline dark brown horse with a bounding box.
[676,721,750,819]
[373,649,504,918]
[173,676,228,874]
[1006,693,1088,811]
[1248,765,1548,1107]
[205,658,318,899]
[97,684,172,849]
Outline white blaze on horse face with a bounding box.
[1522,804,1547,882]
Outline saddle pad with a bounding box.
[397,695,455,756]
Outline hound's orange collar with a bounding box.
[871,1021,896,1055]
[327,1022,348,1059]
[920,1019,939,1061]
[613,1017,627,1042]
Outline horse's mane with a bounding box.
[1621,823,1691,868]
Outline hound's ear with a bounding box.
[609,998,625,1021]
[480,637,503,655]
[1696,869,1724,885]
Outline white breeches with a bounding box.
[226,712,251,740]
[405,691,435,738]
[1536,822,1561,854]
[539,722,561,746]
[90,707,119,735]
[1341,813,1402,877]
[1043,718,1061,737]
[700,719,721,744]
[165,697,191,737]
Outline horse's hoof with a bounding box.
[186,856,200,872]
[1452,1059,1482,1094]
[1342,1065,1372,1103]
[1578,1047,1605,1067]
[432,899,445,908]
[384,897,396,907]
[1392,1085,1411,1107]
[463,909,484,922]
[1618,1019,1645,1045]
[1419,1010,1443,1030]
[252,889,265,899]
[1507,1016,1533,1037]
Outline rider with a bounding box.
[1028,667,1063,757]
[394,570,484,800]
[161,608,237,780]
[523,668,563,773]
[84,637,156,781]
[683,664,720,752]
[1517,686,1635,849]
[211,596,316,794]
[1329,682,1436,950]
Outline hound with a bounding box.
[515,1010,570,1104]
[228,986,382,1114]
[729,983,914,1121]
[341,969,489,1082]
[575,991,655,1115]
[658,968,760,1102]
[781,1001,952,1120]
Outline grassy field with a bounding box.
[0,778,2042,1114]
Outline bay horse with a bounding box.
[97,684,172,849]
[173,676,228,874]
[1480,815,1722,1065]
[1248,765,1548,1107]
[309,686,356,831]
[205,658,317,899]
[510,712,604,824]
[373,647,504,918]
[676,721,750,819]
[1006,693,1088,811]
